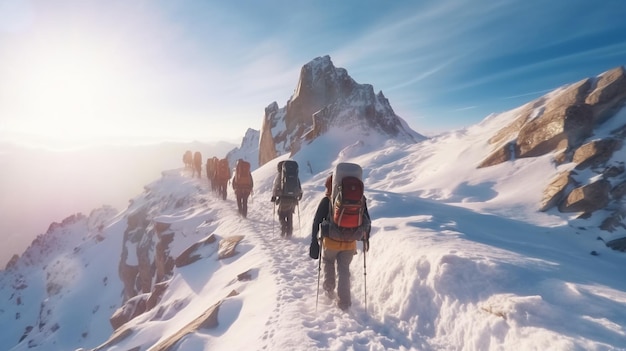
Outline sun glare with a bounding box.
[7,35,129,146]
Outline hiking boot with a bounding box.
[337,300,351,311]
[324,289,335,300]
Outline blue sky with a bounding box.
[1,0,625,146]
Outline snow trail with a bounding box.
[203,175,422,351]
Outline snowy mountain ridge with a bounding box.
[1,64,626,350]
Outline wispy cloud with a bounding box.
[452,106,479,112]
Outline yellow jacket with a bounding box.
[322,237,357,251]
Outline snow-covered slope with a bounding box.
[2,115,626,350]
[225,128,260,170]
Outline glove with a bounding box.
[309,239,320,259]
[271,196,276,203]
[362,239,369,253]
[297,194,302,201]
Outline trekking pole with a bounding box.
[272,202,276,236]
[297,203,301,236]
[363,249,368,314]
[315,237,322,312]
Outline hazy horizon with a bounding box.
[0,140,237,268]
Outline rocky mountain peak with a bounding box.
[226,128,260,170]
[258,55,424,166]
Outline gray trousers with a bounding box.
[322,247,354,308]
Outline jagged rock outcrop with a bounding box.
[586,66,626,122]
[119,207,150,301]
[601,209,626,232]
[558,179,612,214]
[218,235,244,259]
[258,55,424,166]
[175,234,217,268]
[226,128,261,170]
[573,139,623,170]
[4,254,19,270]
[154,222,175,283]
[479,66,626,232]
[517,103,594,158]
[149,300,223,351]
[540,171,577,212]
[110,293,149,330]
[481,66,626,167]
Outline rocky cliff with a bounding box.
[478,66,626,232]
[258,55,424,166]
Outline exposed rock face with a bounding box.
[175,234,217,268]
[478,142,514,169]
[586,66,626,123]
[154,222,175,284]
[482,67,626,167]
[517,103,594,158]
[540,171,576,212]
[149,300,224,351]
[226,128,261,170]
[218,235,244,260]
[110,294,148,330]
[5,254,19,270]
[119,207,150,302]
[258,55,424,166]
[601,209,626,232]
[573,139,623,170]
[479,66,626,233]
[558,179,611,214]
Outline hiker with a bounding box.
[209,156,219,192]
[215,158,231,200]
[206,157,217,190]
[232,159,254,218]
[183,150,193,170]
[271,160,303,237]
[192,151,202,178]
[310,165,371,311]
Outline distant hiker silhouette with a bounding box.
[232,159,253,218]
[215,158,231,200]
[311,163,371,311]
[271,160,302,238]
[183,150,193,170]
[206,156,219,192]
[192,151,202,178]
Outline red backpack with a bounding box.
[235,160,253,190]
[321,162,370,242]
[216,158,230,181]
[333,176,364,228]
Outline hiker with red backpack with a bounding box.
[310,163,371,311]
[271,160,303,238]
[215,158,231,200]
[232,159,254,218]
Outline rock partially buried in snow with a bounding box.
[218,235,244,260]
[174,234,217,267]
